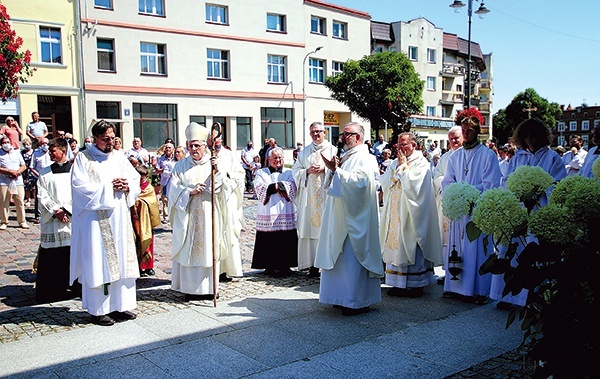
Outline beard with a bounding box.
[102,145,114,153]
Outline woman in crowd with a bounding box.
[20,138,36,206]
[1,117,23,149]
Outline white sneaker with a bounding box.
[0,223,6,230]
[20,222,29,229]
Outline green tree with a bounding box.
[325,51,423,137]
[0,4,33,102]
[493,88,561,144]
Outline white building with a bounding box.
[78,0,372,155]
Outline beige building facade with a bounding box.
[78,0,371,154]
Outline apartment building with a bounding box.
[2,0,82,138]
[371,18,493,148]
[78,0,371,152]
[555,104,600,149]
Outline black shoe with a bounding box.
[146,269,155,276]
[139,270,148,277]
[219,273,233,282]
[91,314,115,326]
[109,311,137,321]
[307,267,320,278]
[496,301,512,310]
[436,276,445,285]
[388,287,424,298]
[442,291,457,299]
[341,306,370,316]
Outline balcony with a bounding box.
[441,63,465,77]
[440,91,463,105]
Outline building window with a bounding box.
[332,61,343,77]
[261,108,294,148]
[582,120,590,131]
[557,122,565,132]
[427,76,436,91]
[374,46,383,53]
[309,58,325,83]
[408,46,418,61]
[94,0,113,9]
[139,0,164,16]
[427,48,436,63]
[267,55,286,83]
[97,38,115,72]
[582,135,589,147]
[571,113,575,119]
[267,13,285,32]
[236,117,252,148]
[332,21,347,39]
[584,112,588,118]
[189,115,206,127]
[133,103,177,149]
[557,136,565,147]
[596,111,600,118]
[140,42,166,74]
[594,119,600,128]
[206,4,228,24]
[96,101,120,119]
[207,49,229,79]
[389,46,397,52]
[569,121,577,131]
[40,27,62,64]
[311,16,326,35]
[426,106,436,117]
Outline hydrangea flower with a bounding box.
[529,204,578,246]
[442,182,480,221]
[506,165,553,203]
[550,175,600,224]
[472,188,528,246]
[592,158,600,180]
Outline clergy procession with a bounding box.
[16,106,597,327]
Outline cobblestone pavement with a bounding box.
[0,195,533,378]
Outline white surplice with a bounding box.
[380,151,443,289]
[292,140,337,270]
[433,147,461,251]
[441,143,501,297]
[168,154,222,295]
[580,146,599,178]
[315,144,383,309]
[70,146,141,316]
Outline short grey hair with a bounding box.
[309,121,323,130]
[267,147,284,158]
[345,122,364,141]
[448,125,462,137]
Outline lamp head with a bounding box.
[449,0,465,13]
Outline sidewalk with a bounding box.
[0,198,533,378]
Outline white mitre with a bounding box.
[185,122,209,142]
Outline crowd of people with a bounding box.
[2,109,599,325]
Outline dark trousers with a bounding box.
[244,168,253,191]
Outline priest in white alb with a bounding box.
[380,132,443,298]
[71,120,141,326]
[292,121,337,277]
[441,109,502,305]
[168,122,222,301]
[315,122,383,316]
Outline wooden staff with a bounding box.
[210,122,222,307]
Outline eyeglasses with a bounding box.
[99,137,115,142]
[310,130,325,135]
[189,143,206,149]
[341,132,359,137]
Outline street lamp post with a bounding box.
[450,0,489,109]
[302,46,323,146]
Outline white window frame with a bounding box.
[582,120,590,131]
[426,106,436,117]
[426,76,436,91]
[582,135,589,147]
[39,26,62,64]
[94,0,113,9]
[267,54,286,83]
[207,49,229,79]
[139,0,164,16]
[97,38,115,72]
[332,61,343,77]
[311,16,326,35]
[309,58,325,83]
[594,119,600,128]
[140,42,166,75]
[569,121,577,131]
[557,136,565,147]
[427,48,436,63]
[408,46,418,61]
[267,13,286,32]
[557,122,565,132]
[332,20,347,39]
[206,3,228,24]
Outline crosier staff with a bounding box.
[210,122,222,307]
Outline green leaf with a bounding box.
[466,221,482,242]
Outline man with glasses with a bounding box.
[71,120,141,326]
[168,122,223,301]
[315,122,384,316]
[292,122,337,278]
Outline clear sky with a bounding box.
[333,0,600,112]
